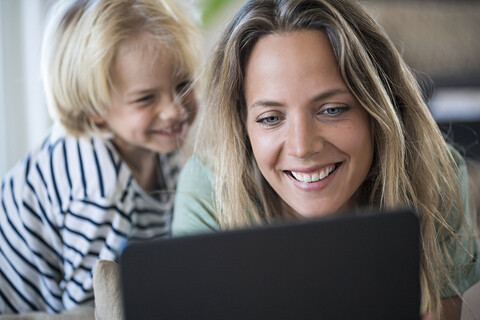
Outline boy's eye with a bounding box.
[176,80,191,94]
[136,95,154,103]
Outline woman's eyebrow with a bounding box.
[311,88,351,102]
[249,100,284,109]
[249,88,351,109]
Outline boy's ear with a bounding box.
[90,113,106,125]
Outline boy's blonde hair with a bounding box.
[41,0,200,137]
[192,0,474,318]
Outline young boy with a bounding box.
[0,0,199,313]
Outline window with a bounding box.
[0,0,52,177]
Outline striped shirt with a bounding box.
[0,123,181,314]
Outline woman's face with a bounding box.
[245,30,373,218]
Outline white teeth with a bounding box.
[162,123,182,133]
[291,165,336,183]
[319,170,326,179]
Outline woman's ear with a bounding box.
[369,115,375,142]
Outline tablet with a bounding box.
[120,209,420,320]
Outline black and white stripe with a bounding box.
[0,123,180,314]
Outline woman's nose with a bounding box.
[285,116,323,159]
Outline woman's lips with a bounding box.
[285,162,341,191]
[290,164,338,182]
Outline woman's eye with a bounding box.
[326,107,341,114]
[321,106,349,116]
[257,116,280,125]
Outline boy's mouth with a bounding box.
[155,121,186,136]
[160,122,183,134]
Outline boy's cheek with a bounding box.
[185,97,198,122]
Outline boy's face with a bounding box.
[99,33,196,158]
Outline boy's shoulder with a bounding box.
[3,124,127,200]
[3,122,184,207]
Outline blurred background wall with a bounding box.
[0,0,52,178]
[361,0,480,162]
[2,0,478,176]
[3,0,479,177]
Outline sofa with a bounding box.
[0,260,121,320]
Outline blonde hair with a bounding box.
[192,0,473,317]
[41,0,200,137]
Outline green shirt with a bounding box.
[172,154,480,297]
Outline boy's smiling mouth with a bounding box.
[160,122,184,134]
[153,120,187,137]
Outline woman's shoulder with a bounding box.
[175,156,215,210]
[448,144,467,169]
[441,144,480,297]
[179,156,213,181]
[172,156,219,237]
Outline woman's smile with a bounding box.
[288,163,338,183]
[284,162,340,193]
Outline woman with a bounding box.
[173,0,480,319]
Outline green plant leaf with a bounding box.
[199,0,231,25]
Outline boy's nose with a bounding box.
[285,117,323,159]
[158,95,181,121]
